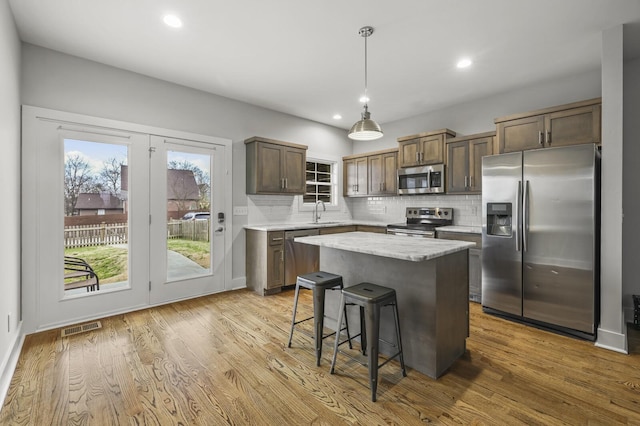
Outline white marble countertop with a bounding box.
[295,231,475,262]
[244,220,388,232]
[435,225,482,234]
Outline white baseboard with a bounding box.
[595,326,628,354]
[231,276,246,290]
[0,321,24,408]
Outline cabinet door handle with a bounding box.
[281,178,285,189]
[469,176,473,188]
[416,152,419,163]
[464,176,468,188]
[272,237,283,242]
[538,131,543,146]
[546,130,551,145]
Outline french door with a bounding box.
[22,106,231,333]
[149,136,227,304]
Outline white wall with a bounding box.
[0,0,22,405]
[20,43,353,287]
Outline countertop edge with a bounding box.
[244,221,389,231]
[295,232,475,262]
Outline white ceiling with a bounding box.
[8,1,640,130]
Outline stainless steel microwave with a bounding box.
[397,164,445,195]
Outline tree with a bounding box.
[64,154,98,216]
[99,157,124,196]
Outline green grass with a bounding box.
[64,239,210,285]
[65,245,128,284]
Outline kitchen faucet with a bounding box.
[313,200,326,223]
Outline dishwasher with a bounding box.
[284,229,320,285]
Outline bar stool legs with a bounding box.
[330,282,406,402]
[287,271,352,366]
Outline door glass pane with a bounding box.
[63,139,129,295]
[166,150,212,281]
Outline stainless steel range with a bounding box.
[387,207,453,238]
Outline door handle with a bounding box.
[546,130,551,145]
[516,180,522,252]
[464,176,468,188]
[538,131,543,146]
[215,226,224,233]
[523,180,530,252]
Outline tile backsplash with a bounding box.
[347,194,482,226]
[247,193,482,226]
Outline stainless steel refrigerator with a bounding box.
[481,144,600,340]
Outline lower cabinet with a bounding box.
[436,231,482,303]
[319,225,357,235]
[246,230,285,295]
[356,225,387,234]
[246,224,388,295]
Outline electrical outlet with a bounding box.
[233,206,248,216]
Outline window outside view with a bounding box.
[62,140,214,294]
[63,139,129,294]
[304,160,334,205]
[165,150,212,281]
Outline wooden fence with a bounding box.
[64,223,129,249]
[167,219,211,242]
[64,219,210,248]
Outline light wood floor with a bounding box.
[2,288,640,425]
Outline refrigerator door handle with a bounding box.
[523,180,530,252]
[516,180,522,251]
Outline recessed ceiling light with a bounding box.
[457,58,472,69]
[333,114,342,120]
[163,14,183,28]
[359,96,369,103]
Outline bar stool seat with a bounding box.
[287,271,352,366]
[330,282,406,402]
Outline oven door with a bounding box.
[386,227,435,238]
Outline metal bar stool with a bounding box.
[287,271,352,366]
[330,282,406,402]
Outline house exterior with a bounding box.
[120,165,201,213]
[74,192,124,215]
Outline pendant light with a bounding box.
[348,26,383,141]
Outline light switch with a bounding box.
[233,206,248,216]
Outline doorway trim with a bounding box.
[21,105,233,334]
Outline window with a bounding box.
[304,159,336,205]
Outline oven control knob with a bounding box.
[444,211,449,215]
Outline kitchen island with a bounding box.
[295,231,475,379]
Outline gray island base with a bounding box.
[294,232,474,379]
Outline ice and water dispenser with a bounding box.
[486,203,512,237]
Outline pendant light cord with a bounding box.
[364,33,368,106]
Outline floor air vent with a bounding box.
[61,321,102,337]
